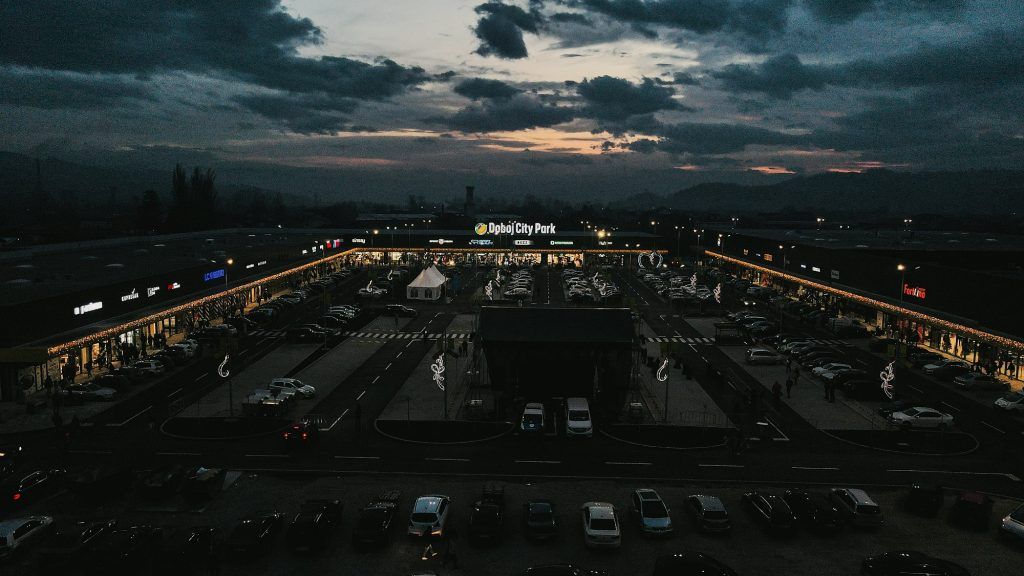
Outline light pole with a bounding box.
[674,225,681,262]
[816,217,825,230]
[225,258,233,288]
[896,263,906,359]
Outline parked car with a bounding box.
[269,377,315,398]
[903,484,943,517]
[139,465,186,500]
[581,502,620,549]
[286,499,343,554]
[565,397,593,437]
[909,352,944,369]
[468,485,505,545]
[181,466,226,502]
[888,406,954,430]
[90,374,130,392]
[0,515,53,560]
[745,348,784,365]
[783,490,843,534]
[352,491,400,549]
[286,327,324,342]
[407,495,451,538]
[922,359,968,375]
[282,419,320,445]
[64,383,118,402]
[953,372,1007,391]
[812,362,852,377]
[861,551,970,576]
[3,469,65,509]
[949,491,992,531]
[932,363,972,381]
[226,512,284,558]
[520,402,545,435]
[652,552,738,576]
[1000,502,1024,543]
[683,494,731,534]
[86,524,162,573]
[829,488,884,528]
[521,565,606,576]
[384,304,418,317]
[37,519,117,573]
[157,526,216,575]
[630,489,673,536]
[994,390,1024,411]
[523,500,557,541]
[132,360,165,376]
[742,491,796,535]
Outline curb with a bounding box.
[373,419,515,446]
[159,417,294,441]
[817,428,980,457]
[599,427,729,451]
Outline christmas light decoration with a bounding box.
[430,353,445,391]
[880,361,895,399]
[218,354,231,378]
[657,358,669,382]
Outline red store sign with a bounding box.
[903,284,926,299]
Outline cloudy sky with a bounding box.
[1,1,1022,201]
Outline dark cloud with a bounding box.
[473,2,542,59]
[575,75,684,121]
[574,0,793,38]
[672,71,700,85]
[439,95,575,132]
[520,152,594,165]
[233,93,357,134]
[713,53,830,99]
[550,12,593,24]
[802,0,964,23]
[0,68,152,109]
[627,121,804,154]
[454,78,522,100]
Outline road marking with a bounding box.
[699,464,744,468]
[334,455,380,460]
[244,454,289,458]
[406,341,414,348]
[425,457,470,462]
[157,452,201,456]
[605,461,652,466]
[762,416,789,442]
[167,387,183,398]
[356,390,366,401]
[117,405,152,426]
[396,351,403,358]
[939,401,961,412]
[372,376,380,384]
[792,466,839,471]
[887,469,1021,482]
[321,408,350,431]
[515,460,562,464]
[385,363,392,371]
[257,337,270,347]
[69,449,113,455]
[237,348,249,356]
[906,384,922,393]
[195,374,209,382]
[980,421,1006,434]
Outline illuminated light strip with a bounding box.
[706,250,1024,352]
[46,248,359,357]
[350,247,667,255]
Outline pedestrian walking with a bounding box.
[827,381,836,403]
[786,357,792,373]
[771,381,782,403]
[785,377,794,398]
[85,360,92,377]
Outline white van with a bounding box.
[565,397,593,437]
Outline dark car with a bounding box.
[684,494,731,534]
[384,304,418,317]
[85,524,162,574]
[521,565,606,576]
[226,513,284,558]
[282,419,320,445]
[4,469,65,508]
[932,364,971,381]
[158,346,189,364]
[181,466,226,502]
[352,491,400,549]
[157,526,216,575]
[110,366,146,383]
[652,552,738,576]
[909,352,944,369]
[841,379,891,400]
[0,444,23,480]
[783,490,843,534]
[468,485,505,545]
[286,499,343,554]
[862,551,970,576]
[67,464,133,501]
[742,491,796,535]
[146,353,177,369]
[139,465,186,500]
[226,316,254,335]
[317,315,348,328]
[789,345,832,360]
[832,369,868,386]
[523,500,557,540]
[91,373,131,392]
[949,491,992,531]
[38,519,118,574]
[904,484,943,517]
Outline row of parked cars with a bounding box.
[636,268,713,303]
[563,269,621,303]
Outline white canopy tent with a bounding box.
[406,265,447,301]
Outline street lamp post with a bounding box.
[896,263,906,359]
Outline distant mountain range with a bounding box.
[663,169,1024,215]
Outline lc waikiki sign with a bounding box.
[474,221,556,236]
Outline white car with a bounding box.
[995,391,1024,411]
[269,378,315,398]
[408,495,451,538]
[582,502,620,548]
[746,348,783,365]
[565,397,593,437]
[922,359,967,375]
[813,363,852,377]
[0,516,53,559]
[358,287,386,299]
[888,406,954,430]
[132,360,165,375]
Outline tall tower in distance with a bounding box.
[464,185,476,220]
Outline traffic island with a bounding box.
[375,419,513,444]
[600,424,730,450]
[161,416,292,440]
[823,429,979,456]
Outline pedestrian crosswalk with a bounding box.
[249,329,473,340]
[645,336,847,345]
[250,329,287,338]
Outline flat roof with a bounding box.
[710,228,1024,252]
[479,307,633,344]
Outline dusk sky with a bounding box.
[2,1,1023,200]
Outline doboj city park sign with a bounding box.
[474,221,556,236]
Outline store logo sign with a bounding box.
[550,240,574,246]
[475,221,556,236]
[74,301,103,315]
[598,240,613,246]
[203,269,225,282]
[146,286,160,297]
[167,282,181,290]
[903,284,926,299]
[257,260,267,266]
[429,238,453,245]
[469,239,493,246]
[120,288,139,302]
[831,269,840,280]
[513,239,532,246]
[352,238,367,244]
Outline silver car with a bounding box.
[1000,503,1024,542]
[631,489,673,535]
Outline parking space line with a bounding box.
[887,469,1021,482]
[117,405,152,426]
[939,401,961,412]
[157,452,201,456]
[167,387,183,398]
[514,460,562,464]
[372,376,380,384]
[980,421,1005,434]
[605,461,652,466]
[321,408,349,431]
[385,362,392,371]
[195,373,208,382]
[791,466,839,471]
[425,457,470,462]
[699,464,745,468]
[396,351,403,358]
[334,455,380,460]
[906,384,922,393]
[244,454,289,458]
[356,390,366,401]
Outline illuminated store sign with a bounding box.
[147,286,160,298]
[469,239,493,246]
[203,269,225,282]
[257,260,267,266]
[763,253,773,262]
[120,288,139,302]
[811,266,821,273]
[74,301,103,315]
[167,282,181,290]
[352,238,367,244]
[904,284,927,299]
[245,263,255,269]
[831,270,840,280]
[474,221,556,236]
[550,240,574,246]
[513,239,532,246]
[598,240,613,246]
[429,238,453,245]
